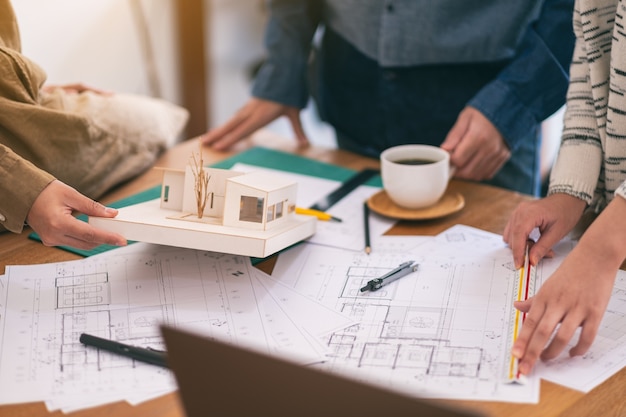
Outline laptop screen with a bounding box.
[161,325,483,417]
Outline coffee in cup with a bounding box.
[380,144,455,209]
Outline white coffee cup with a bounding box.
[380,144,455,209]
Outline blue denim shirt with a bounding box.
[252,0,575,194]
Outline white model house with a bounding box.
[159,166,299,231]
[89,165,316,258]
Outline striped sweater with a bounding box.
[550,0,626,211]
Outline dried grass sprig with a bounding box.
[189,146,211,218]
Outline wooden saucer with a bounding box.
[367,189,465,220]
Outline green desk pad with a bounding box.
[29,146,382,258]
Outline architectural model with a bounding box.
[89,160,316,258]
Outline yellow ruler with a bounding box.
[506,246,537,383]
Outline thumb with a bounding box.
[514,297,533,313]
[529,230,561,266]
[286,109,310,147]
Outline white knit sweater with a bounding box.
[549,0,626,211]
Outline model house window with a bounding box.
[266,204,275,222]
[275,201,284,219]
[239,196,264,223]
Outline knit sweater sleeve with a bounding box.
[547,0,604,205]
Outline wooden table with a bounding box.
[0,134,624,417]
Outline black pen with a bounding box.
[79,333,168,368]
[360,261,418,292]
[363,201,371,255]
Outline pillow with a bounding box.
[40,88,189,148]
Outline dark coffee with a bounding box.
[393,158,436,165]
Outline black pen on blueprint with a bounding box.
[79,333,168,368]
[360,261,419,292]
[363,201,372,254]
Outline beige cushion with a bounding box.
[40,88,189,148]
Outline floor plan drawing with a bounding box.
[272,225,626,402]
[272,231,541,403]
[0,243,338,408]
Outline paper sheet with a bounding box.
[272,224,626,401]
[272,227,540,403]
[0,243,354,411]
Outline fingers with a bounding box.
[530,313,598,366]
[48,217,127,249]
[202,99,299,150]
[201,107,251,149]
[528,228,563,266]
[505,214,539,268]
[442,107,510,181]
[456,148,509,180]
[569,317,601,357]
[46,83,113,95]
[28,180,127,249]
[513,297,533,313]
[505,194,586,268]
[65,188,118,218]
[450,129,510,179]
[286,108,310,148]
[512,299,551,375]
[62,190,127,247]
[539,314,582,361]
[512,282,604,374]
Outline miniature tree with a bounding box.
[190,146,211,218]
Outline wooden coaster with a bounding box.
[367,189,465,220]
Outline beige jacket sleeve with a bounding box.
[0,0,55,233]
[0,145,54,233]
[0,0,187,235]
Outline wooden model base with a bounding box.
[89,199,316,258]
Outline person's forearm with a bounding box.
[576,196,626,272]
[468,0,574,150]
[252,0,322,108]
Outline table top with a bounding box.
[0,133,624,417]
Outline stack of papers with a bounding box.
[0,242,356,412]
[1,164,624,412]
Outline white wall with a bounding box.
[10,0,335,146]
[12,0,181,105]
[209,0,267,127]
[208,0,336,147]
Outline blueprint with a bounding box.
[272,225,626,402]
[2,222,623,411]
[0,243,353,411]
[272,227,540,403]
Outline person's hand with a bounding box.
[440,106,511,181]
[511,196,626,374]
[26,180,127,250]
[512,254,615,375]
[41,83,112,96]
[201,98,309,150]
[503,193,586,268]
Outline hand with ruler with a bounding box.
[506,246,536,383]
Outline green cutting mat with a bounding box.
[29,146,381,257]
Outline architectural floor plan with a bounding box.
[0,243,348,409]
[273,226,541,403]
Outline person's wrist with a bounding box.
[578,197,626,272]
